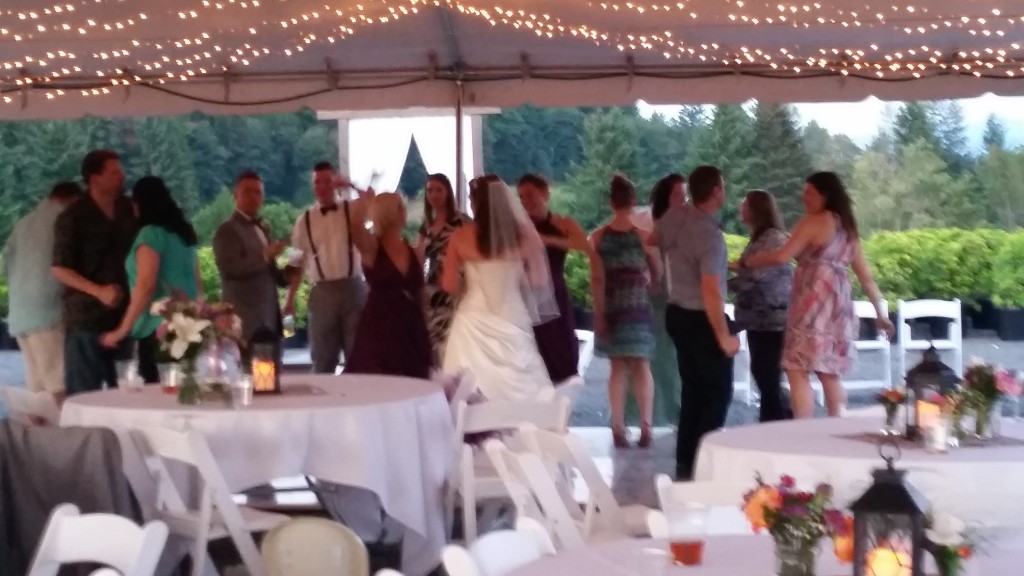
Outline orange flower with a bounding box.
[958,546,972,559]
[743,486,782,532]
[834,535,854,563]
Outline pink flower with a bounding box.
[996,370,1022,397]
[155,322,169,340]
[779,475,796,489]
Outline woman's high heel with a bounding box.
[637,424,653,448]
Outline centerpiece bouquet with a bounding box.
[151,293,243,405]
[876,389,907,435]
[960,360,1018,438]
[743,475,853,576]
[925,513,975,576]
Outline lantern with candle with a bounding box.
[904,346,961,442]
[850,442,929,576]
[248,326,281,395]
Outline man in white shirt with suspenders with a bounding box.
[284,161,368,374]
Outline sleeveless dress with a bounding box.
[781,216,858,374]
[595,228,654,359]
[344,244,432,379]
[443,260,554,401]
[421,214,469,361]
[531,213,579,383]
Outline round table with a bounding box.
[505,536,1024,576]
[60,374,453,576]
[694,417,1024,528]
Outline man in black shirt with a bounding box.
[52,149,139,394]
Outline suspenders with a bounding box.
[303,200,354,283]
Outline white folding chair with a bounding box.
[849,300,893,390]
[645,510,669,538]
[514,516,556,555]
[261,517,369,576]
[723,305,753,405]
[468,528,547,576]
[374,570,406,576]
[897,299,964,377]
[441,545,480,576]
[0,385,60,426]
[450,397,570,543]
[575,329,596,375]
[27,503,169,576]
[485,441,586,551]
[553,376,584,411]
[134,426,290,576]
[519,425,651,539]
[653,474,752,535]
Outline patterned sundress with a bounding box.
[595,227,654,359]
[421,214,469,361]
[781,215,858,374]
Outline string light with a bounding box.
[0,0,1022,107]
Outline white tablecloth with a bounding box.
[694,417,1024,528]
[60,374,453,576]
[506,535,1024,576]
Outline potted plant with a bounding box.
[990,231,1024,340]
[564,251,593,330]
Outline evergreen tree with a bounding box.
[802,121,830,166]
[751,102,813,225]
[557,108,644,231]
[129,117,201,213]
[397,136,429,200]
[977,148,1024,228]
[982,115,1007,151]
[188,116,231,205]
[929,100,972,174]
[892,102,938,151]
[684,105,757,232]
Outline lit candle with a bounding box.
[251,359,275,393]
[917,400,940,430]
[867,547,912,576]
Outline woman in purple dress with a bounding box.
[345,191,432,378]
[517,174,590,384]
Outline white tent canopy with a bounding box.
[1,0,1022,119]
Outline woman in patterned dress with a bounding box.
[416,174,470,363]
[737,172,893,419]
[590,174,656,448]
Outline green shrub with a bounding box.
[197,245,310,328]
[724,234,747,262]
[991,231,1024,308]
[565,251,592,309]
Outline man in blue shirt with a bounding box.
[651,165,740,480]
[3,182,83,400]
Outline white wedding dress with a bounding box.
[443,259,554,401]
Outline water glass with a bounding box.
[116,359,143,392]
[665,502,709,566]
[231,376,254,409]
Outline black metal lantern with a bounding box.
[248,326,281,394]
[851,443,929,576]
[904,345,961,441]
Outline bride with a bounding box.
[441,175,559,401]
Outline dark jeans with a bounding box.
[136,333,161,384]
[666,305,734,480]
[747,330,790,422]
[65,330,118,395]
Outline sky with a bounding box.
[639,94,1024,152]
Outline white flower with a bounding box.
[967,357,986,368]
[167,312,211,359]
[927,513,966,547]
[150,298,171,316]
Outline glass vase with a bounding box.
[177,357,201,406]
[882,405,900,436]
[774,537,818,576]
[973,403,1000,440]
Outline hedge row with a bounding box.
[566,228,1024,309]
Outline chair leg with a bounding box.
[462,487,477,543]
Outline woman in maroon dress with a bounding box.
[344,191,432,378]
[517,173,591,384]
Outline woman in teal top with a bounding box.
[102,176,201,383]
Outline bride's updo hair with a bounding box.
[369,192,406,234]
[473,173,521,258]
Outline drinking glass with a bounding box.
[231,375,254,409]
[116,359,143,392]
[159,364,180,395]
[665,502,709,566]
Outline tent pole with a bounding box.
[455,80,466,210]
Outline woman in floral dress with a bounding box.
[591,174,656,448]
[737,172,893,418]
[417,174,470,363]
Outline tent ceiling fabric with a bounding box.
[0,0,1022,119]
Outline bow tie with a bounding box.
[320,204,338,215]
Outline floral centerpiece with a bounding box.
[876,389,907,435]
[925,513,975,576]
[743,475,853,576]
[960,360,1017,438]
[151,293,242,405]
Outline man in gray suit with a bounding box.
[213,170,289,345]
